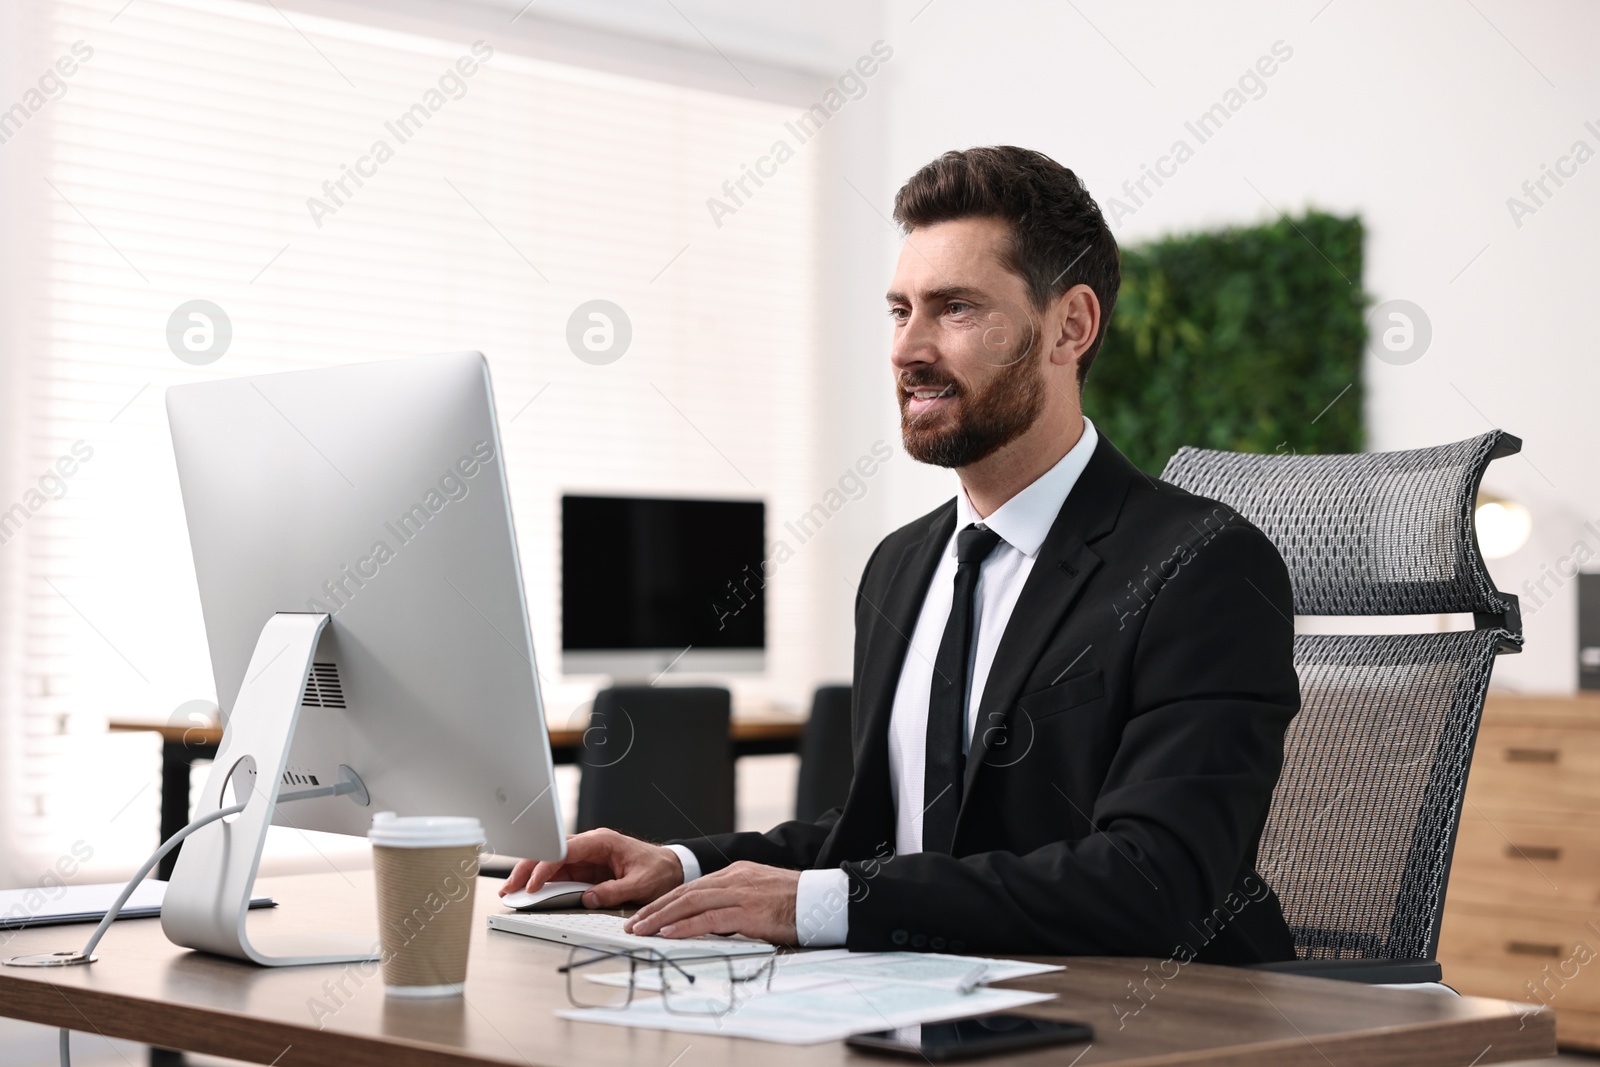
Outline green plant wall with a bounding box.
[1085,211,1368,475]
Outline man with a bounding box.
[504,146,1300,963]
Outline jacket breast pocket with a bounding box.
[1017,670,1105,723]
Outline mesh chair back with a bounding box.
[1160,431,1522,963]
[1264,630,1499,959]
[1162,431,1520,630]
[576,686,734,841]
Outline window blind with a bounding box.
[10,0,818,878]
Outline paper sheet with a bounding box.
[560,977,1055,1044]
[592,949,1061,995]
[771,949,1062,988]
[561,950,1062,1045]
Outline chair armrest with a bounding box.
[1247,958,1442,984]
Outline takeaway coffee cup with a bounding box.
[369,812,485,997]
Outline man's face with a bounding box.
[886,217,1046,469]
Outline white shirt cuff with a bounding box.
[794,869,850,947]
[666,844,702,883]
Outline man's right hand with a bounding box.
[498,828,685,909]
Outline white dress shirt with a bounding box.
[673,419,1099,947]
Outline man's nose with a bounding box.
[891,310,939,371]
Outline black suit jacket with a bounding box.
[678,434,1300,964]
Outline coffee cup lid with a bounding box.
[368,812,486,848]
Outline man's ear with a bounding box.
[1050,284,1101,368]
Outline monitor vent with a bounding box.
[301,662,346,708]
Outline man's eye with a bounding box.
[887,307,908,321]
[946,302,971,315]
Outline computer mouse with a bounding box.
[500,880,596,911]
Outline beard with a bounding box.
[898,330,1047,469]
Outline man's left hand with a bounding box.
[624,861,800,944]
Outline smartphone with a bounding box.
[845,1013,1093,1061]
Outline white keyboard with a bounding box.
[487,911,774,958]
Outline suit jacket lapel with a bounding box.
[960,436,1139,801]
[857,502,954,749]
[828,502,954,860]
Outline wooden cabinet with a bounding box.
[1437,693,1600,1050]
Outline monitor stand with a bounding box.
[161,612,381,966]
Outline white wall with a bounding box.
[0,0,900,885]
[526,0,1600,695]
[450,0,899,700]
[823,0,1600,693]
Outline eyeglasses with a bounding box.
[559,944,779,1016]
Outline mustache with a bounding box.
[897,372,961,395]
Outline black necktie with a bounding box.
[922,523,1003,854]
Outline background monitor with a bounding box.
[166,352,565,864]
[561,494,766,678]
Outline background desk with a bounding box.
[109,710,807,880]
[0,871,1556,1067]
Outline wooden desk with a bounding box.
[0,871,1555,1067]
[109,712,806,880]
[109,713,808,758]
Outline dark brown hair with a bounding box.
[892,146,1121,383]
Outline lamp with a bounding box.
[1475,493,1532,560]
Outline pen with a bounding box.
[956,963,988,995]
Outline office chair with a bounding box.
[1160,429,1523,985]
[795,684,854,823]
[576,686,736,841]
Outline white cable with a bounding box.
[77,778,356,960]
[75,800,246,960]
[52,805,246,1067]
[53,772,360,1067]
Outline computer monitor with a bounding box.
[560,494,766,678]
[161,352,564,965]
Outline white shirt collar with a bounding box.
[952,417,1099,560]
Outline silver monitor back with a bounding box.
[167,352,564,862]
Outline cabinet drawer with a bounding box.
[1449,812,1600,910]
[1437,905,1600,1013]
[1467,724,1600,814]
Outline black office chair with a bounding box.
[1160,430,1523,984]
[795,684,853,823]
[576,686,735,841]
